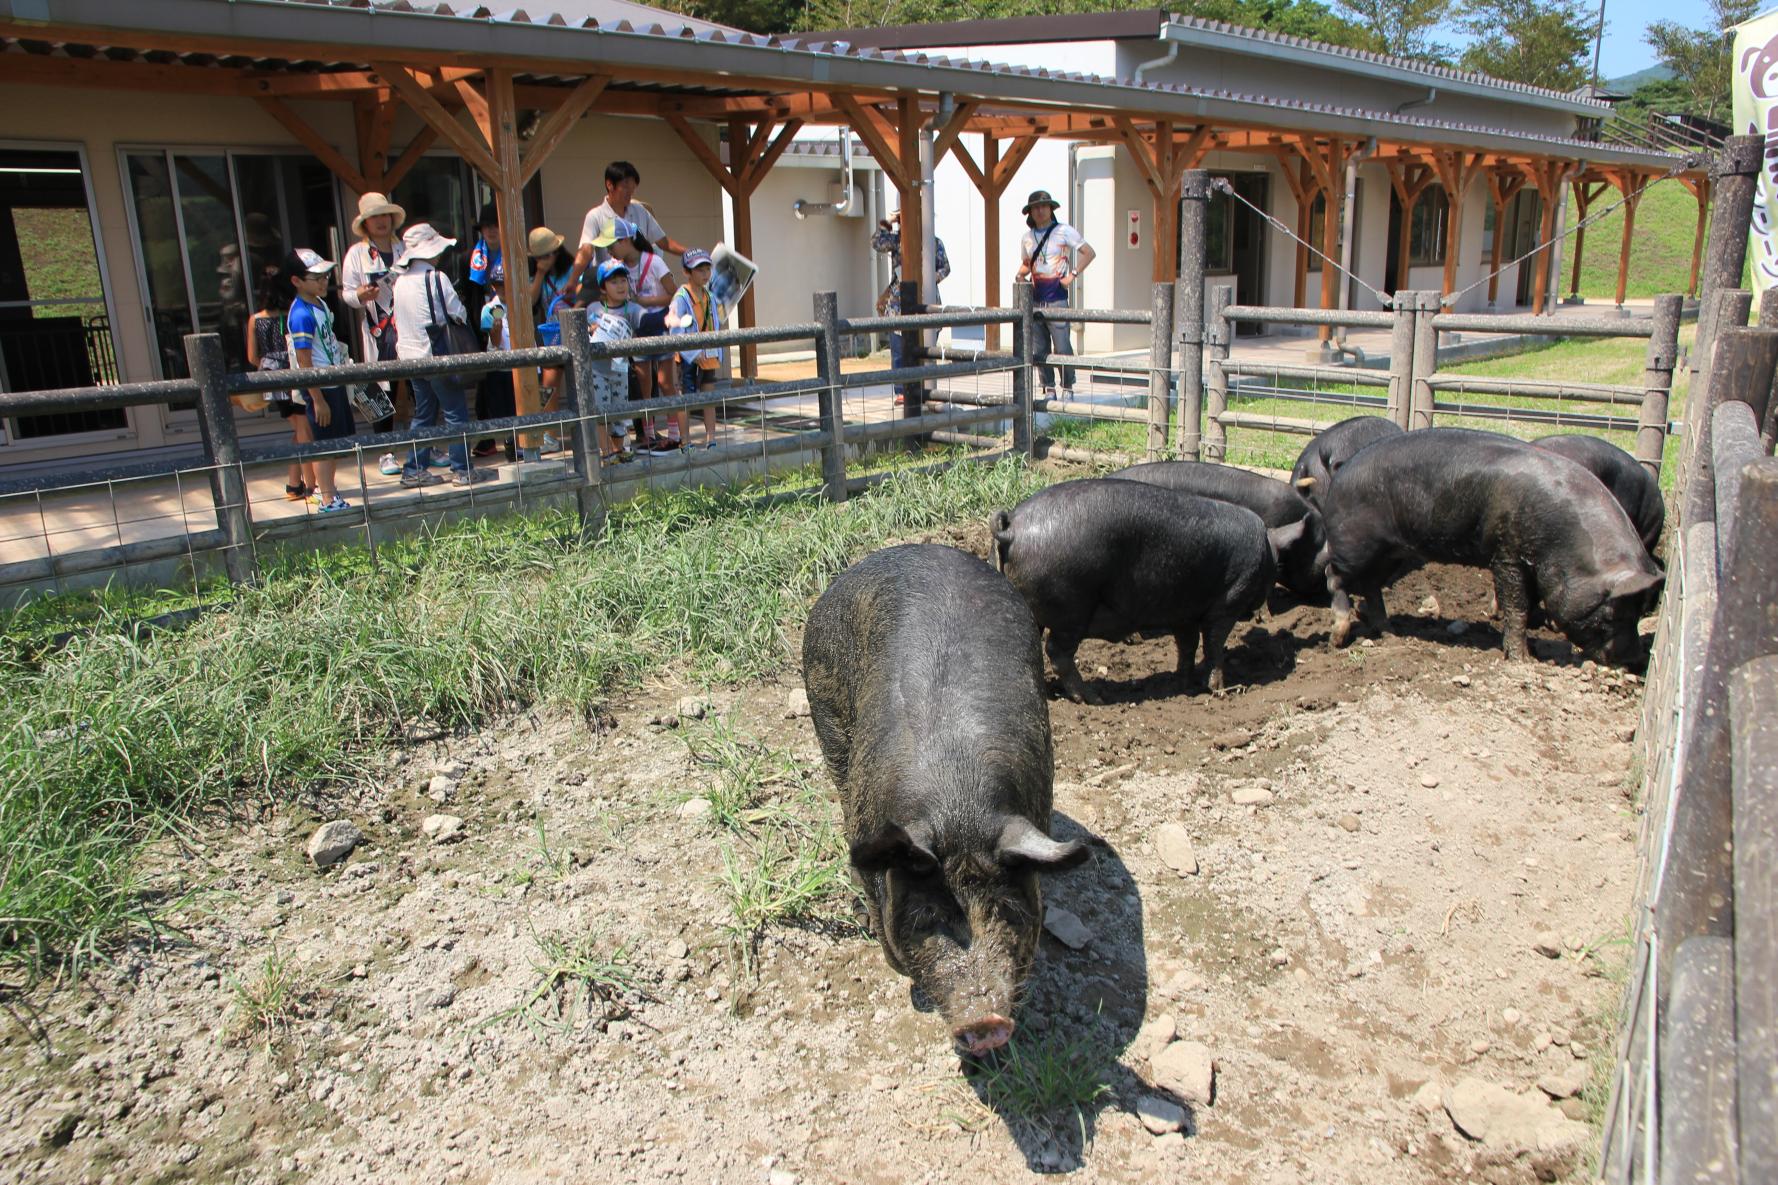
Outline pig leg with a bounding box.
[1327,565,1358,649]
[1201,616,1236,692]
[1174,628,1201,689]
[1492,561,1533,661]
[1045,631,1102,705]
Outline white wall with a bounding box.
[744,159,884,335]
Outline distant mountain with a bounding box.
[1607,65,1675,92]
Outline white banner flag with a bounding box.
[1734,9,1778,291]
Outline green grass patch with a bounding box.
[1571,179,1703,303]
[479,927,637,1037]
[226,947,306,1049]
[0,457,1045,983]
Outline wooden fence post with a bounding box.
[1203,283,1232,462]
[1636,294,1683,479]
[1387,291,1415,430]
[1408,290,1439,430]
[813,290,848,503]
[1683,326,1778,532]
[1012,282,1035,458]
[184,333,255,587]
[1175,170,1211,463]
[899,277,923,423]
[556,305,607,540]
[1147,281,1175,461]
[1697,137,1760,354]
[1730,652,1778,1185]
[1659,936,1739,1185]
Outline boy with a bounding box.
[578,258,647,462]
[284,248,355,513]
[669,248,722,449]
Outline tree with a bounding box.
[1454,0,1596,91]
[792,0,1381,45]
[1645,0,1757,122]
[1331,0,1453,61]
[1173,0,1378,48]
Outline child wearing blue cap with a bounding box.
[669,248,722,449]
[578,258,647,462]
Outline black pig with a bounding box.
[801,544,1089,1057]
[1109,460,1326,600]
[1533,434,1664,557]
[990,479,1283,703]
[1290,415,1403,504]
[1306,428,1663,665]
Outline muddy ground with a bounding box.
[0,521,1646,1185]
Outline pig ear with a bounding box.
[850,823,939,874]
[1266,518,1306,560]
[1607,567,1663,601]
[995,817,1091,873]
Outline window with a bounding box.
[1480,199,1495,262]
[1409,188,1449,267]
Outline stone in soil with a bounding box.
[677,798,715,822]
[426,774,458,803]
[1136,1014,1177,1062]
[1419,774,1440,789]
[1211,729,1253,751]
[1442,1077,1588,1168]
[1043,905,1092,950]
[1536,1068,1585,1100]
[1136,1095,1187,1134]
[306,820,362,868]
[422,815,465,844]
[784,688,811,719]
[1151,1041,1215,1107]
[1154,823,1199,876]
[675,695,711,721]
[1533,932,1564,959]
[1230,787,1274,807]
[1337,813,1361,833]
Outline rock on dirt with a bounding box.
[422,815,465,844]
[1136,1014,1178,1062]
[1137,1095,1187,1134]
[1043,905,1092,949]
[1442,1077,1588,1161]
[1337,813,1361,833]
[306,820,362,868]
[1230,787,1274,807]
[784,688,811,719]
[1211,729,1253,751]
[677,798,714,822]
[676,696,711,721]
[1155,824,1199,876]
[1536,1069,1586,1100]
[1152,1040,1215,1107]
[1533,932,1564,959]
[426,774,458,803]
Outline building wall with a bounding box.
[742,158,885,339]
[0,84,725,469]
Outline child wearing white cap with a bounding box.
[284,248,355,514]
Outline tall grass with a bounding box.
[0,459,1047,983]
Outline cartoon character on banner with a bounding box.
[1736,18,1778,292]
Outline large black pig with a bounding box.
[1109,460,1326,600]
[1305,428,1663,665]
[1289,415,1403,504]
[801,544,1089,1057]
[1532,434,1664,556]
[990,478,1282,703]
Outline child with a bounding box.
[245,270,318,500]
[576,258,647,462]
[284,248,356,513]
[607,221,680,453]
[668,248,722,449]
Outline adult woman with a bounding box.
[340,191,405,469]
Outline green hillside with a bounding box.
[1570,176,1704,302]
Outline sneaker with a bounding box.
[617,445,636,463]
[400,470,444,489]
[452,466,497,487]
[317,495,351,514]
[540,433,562,455]
[472,439,500,458]
[308,491,324,506]
[427,452,453,469]
[284,482,310,502]
[649,438,680,456]
[378,453,400,476]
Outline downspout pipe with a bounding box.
[1333,136,1377,359]
[792,128,854,219]
[1131,36,1181,84]
[1397,87,1437,113]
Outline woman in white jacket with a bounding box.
[340,192,405,463]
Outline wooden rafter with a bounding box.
[384,126,439,191]
[664,114,739,197]
[832,95,909,190]
[373,60,499,181]
[931,100,982,166]
[519,74,609,186]
[254,95,369,193]
[452,76,494,150]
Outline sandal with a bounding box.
[284,482,310,501]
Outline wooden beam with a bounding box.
[742,118,804,194]
[1610,170,1650,307]
[245,65,485,97]
[1430,149,1485,297]
[1528,159,1567,315]
[663,113,738,198]
[356,93,397,191]
[253,95,370,194]
[452,76,495,155]
[993,135,1040,195]
[1485,168,1527,306]
[833,94,908,191]
[373,61,499,182]
[984,136,1002,351]
[931,99,982,166]
[1114,116,1166,198]
[1567,179,1608,301]
[383,127,439,191]
[953,139,989,193]
[486,67,542,439]
[896,92,925,294]
[519,73,608,187]
[1687,176,1711,297]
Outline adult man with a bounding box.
[572,161,686,293]
[1015,189,1094,398]
[870,209,950,371]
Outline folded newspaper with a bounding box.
[706,242,757,309]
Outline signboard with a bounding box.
[1734,8,1778,292]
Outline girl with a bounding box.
[284,248,356,513]
[668,248,722,449]
[575,259,646,463]
[607,223,679,453]
[245,270,318,500]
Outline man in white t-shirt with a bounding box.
[1015,189,1095,397]
[572,160,687,295]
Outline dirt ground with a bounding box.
[0,521,1647,1185]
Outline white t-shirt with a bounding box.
[630,251,672,303]
[1021,221,1085,303]
[579,199,668,260]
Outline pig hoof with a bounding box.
[953,1015,1014,1057]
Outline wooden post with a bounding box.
[184,333,255,587]
[1611,171,1649,309]
[899,278,922,423]
[1730,653,1778,1185]
[1567,180,1606,301]
[1176,170,1211,462]
[556,304,606,539]
[1637,294,1682,478]
[897,94,925,296]
[1012,281,1035,457]
[812,290,848,502]
[1701,136,1761,310]
[1384,156,1433,293]
[1388,291,1416,429]
[1146,281,1175,460]
[1685,176,1712,299]
[983,136,1002,351]
[1485,169,1525,307]
[487,68,541,446]
[1409,290,1439,430]
[1660,937,1739,1185]
[1317,139,1348,337]
[1204,284,1233,461]
[1429,150,1484,300]
[1528,160,1564,316]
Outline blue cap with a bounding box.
[595,258,630,286]
[682,248,712,270]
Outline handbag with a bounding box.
[425,271,481,357]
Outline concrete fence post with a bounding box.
[1147,281,1175,461]
[1408,290,1439,430]
[1175,170,1211,463]
[183,333,255,587]
[813,290,848,503]
[1202,284,1233,462]
[1012,282,1035,458]
[556,305,607,540]
[1637,294,1683,479]
[1387,291,1416,430]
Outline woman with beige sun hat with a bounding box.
[340,191,406,460]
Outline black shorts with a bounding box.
[304,386,357,441]
[272,397,306,419]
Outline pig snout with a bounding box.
[953,1013,1015,1056]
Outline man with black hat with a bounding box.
[1015,189,1094,398]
